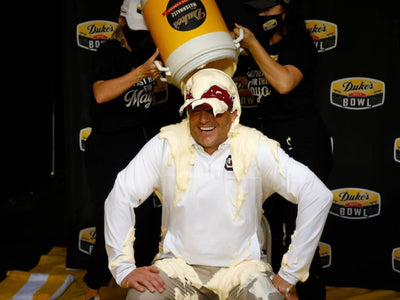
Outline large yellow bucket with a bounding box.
[141,0,242,88]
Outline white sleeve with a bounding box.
[259,143,333,285]
[104,135,164,286]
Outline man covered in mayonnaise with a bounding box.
[104,68,332,300]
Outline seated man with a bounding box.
[104,68,333,300]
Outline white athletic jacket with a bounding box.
[104,120,332,286]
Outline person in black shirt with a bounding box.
[83,0,181,299]
[232,0,332,299]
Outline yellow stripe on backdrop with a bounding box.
[0,247,75,300]
[0,247,127,300]
[0,271,31,300]
[0,271,73,300]
[35,273,74,299]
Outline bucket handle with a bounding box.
[233,28,244,49]
[154,60,171,82]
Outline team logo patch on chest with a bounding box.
[224,155,233,171]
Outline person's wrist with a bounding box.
[285,284,295,295]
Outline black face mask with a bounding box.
[122,25,156,54]
[256,14,284,43]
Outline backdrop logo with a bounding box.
[394,138,400,163]
[152,78,169,105]
[77,20,118,51]
[319,242,331,268]
[330,77,385,110]
[393,247,400,273]
[79,127,92,152]
[78,227,96,255]
[306,20,337,52]
[234,76,257,108]
[330,188,381,219]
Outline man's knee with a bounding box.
[126,288,165,300]
[125,268,198,300]
[230,274,284,300]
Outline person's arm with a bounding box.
[104,136,163,286]
[233,23,303,94]
[93,49,161,104]
[259,141,332,288]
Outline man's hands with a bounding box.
[121,265,166,293]
[272,273,298,299]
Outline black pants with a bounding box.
[261,115,332,300]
